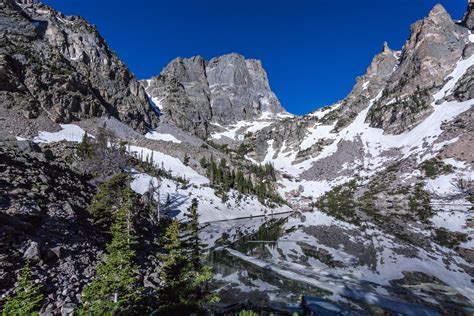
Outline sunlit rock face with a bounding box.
[142,53,286,138]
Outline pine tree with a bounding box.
[184,198,202,271]
[79,192,144,315]
[77,131,94,158]
[2,264,43,316]
[158,219,192,313]
[183,153,190,166]
[89,173,131,230]
[182,200,218,308]
[199,156,207,168]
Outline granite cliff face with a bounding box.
[0,0,158,132]
[142,53,285,138]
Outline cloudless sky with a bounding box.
[42,0,467,115]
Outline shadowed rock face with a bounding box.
[0,0,158,132]
[142,53,285,138]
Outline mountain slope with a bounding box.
[0,0,158,133]
[247,3,473,204]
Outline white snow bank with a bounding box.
[145,131,181,143]
[433,54,474,101]
[431,209,471,234]
[128,145,208,185]
[34,124,89,143]
[149,97,164,110]
[211,118,273,141]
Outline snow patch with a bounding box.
[34,124,88,143]
[145,131,181,143]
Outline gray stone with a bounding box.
[461,1,474,30]
[23,241,41,262]
[142,53,286,137]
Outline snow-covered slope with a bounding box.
[27,123,291,223]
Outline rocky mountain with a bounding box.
[0,0,158,133]
[247,3,473,193]
[141,53,287,138]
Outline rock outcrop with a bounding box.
[367,4,470,133]
[0,0,158,132]
[142,53,285,138]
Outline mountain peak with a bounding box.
[426,3,451,24]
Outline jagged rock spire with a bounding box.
[382,41,393,54]
[426,3,452,25]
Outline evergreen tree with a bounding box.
[77,131,94,158]
[79,192,144,315]
[2,264,43,316]
[184,198,202,271]
[89,173,131,230]
[158,219,192,313]
[182,199,219,310]
[183,153,190,166]
[199,156,208,169]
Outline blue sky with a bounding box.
[42,0,467,115]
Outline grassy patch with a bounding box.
[409,183,433,223]
[433,228,468,248]
[421,158,454,179]
[313,180,360,224]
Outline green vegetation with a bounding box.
[237,142,254,156]
[183,152,190,166]
[79,189,144,315]
[237,311,257,316]
[234,217,286,253]
[409,183,433,223]
[200,156,285,206]
[77,131,95,158]
[433,228,469,248]
[369,86,431,121]
[319,108,341,124]
[421,158,454,179]
[2,264,43,316]
[75,123,129,177]
[158,200,218,314]
[313,180,360,224]
[89,172,135,230]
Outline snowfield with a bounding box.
[34,124,89,143]
[258,52,474,200]
[29,124,292,223]
[211,111,281,141]
[130,172,292,223]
